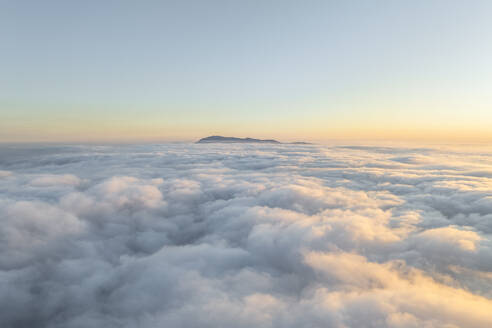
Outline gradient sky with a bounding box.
[1,0,492,142]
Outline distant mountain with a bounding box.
[197,136,280,144]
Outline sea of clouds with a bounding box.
[0,143,491,328]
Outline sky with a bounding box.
[1,0,492,142]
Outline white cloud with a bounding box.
[29,174,81,187]
[0,143,491,327]
[0,170,12,178]
[414,226,482,252]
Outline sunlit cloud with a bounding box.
[0,143,491,327]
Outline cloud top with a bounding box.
[0,143,491,327]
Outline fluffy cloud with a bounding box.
[29,174,81,187]
[0,143,491,327]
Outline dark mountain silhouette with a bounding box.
[197,136,281,144]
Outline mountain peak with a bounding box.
[197,136,281,144]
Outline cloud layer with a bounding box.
[1,143,491,327]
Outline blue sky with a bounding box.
[1,0,492,142]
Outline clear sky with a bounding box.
[1,0,492,142]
